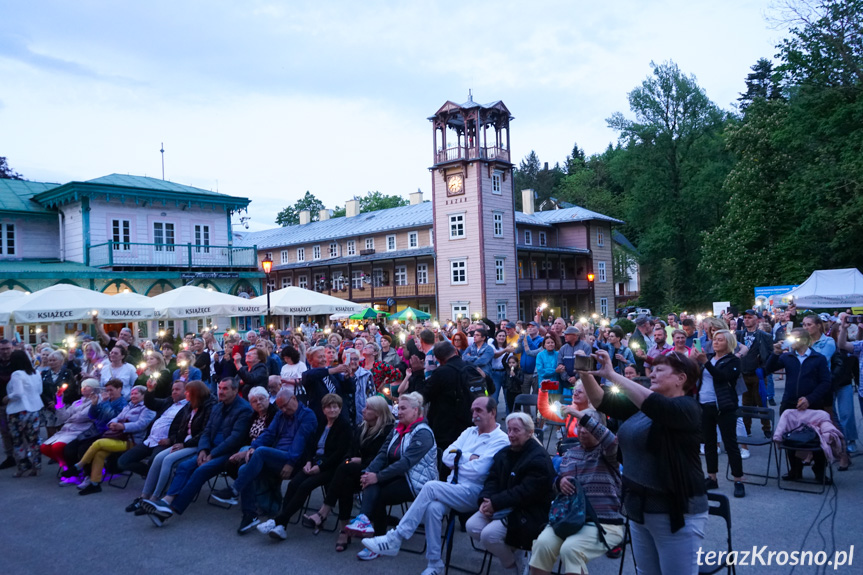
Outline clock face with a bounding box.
[447,174,464,196]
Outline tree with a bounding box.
[331,190,409,218]
[564,142,586,174]
[513,151,565,210]
[555,144,627,222]
[607,60,732,310]
[738,58,783,110]
[0,157,23,180]
[275,191,326,226]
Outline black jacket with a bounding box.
[765,349,832,411]
[238,363,269,397]
[41,368,74,408]
[419,355,471,449]
[349,423,395,468]
[302,416,352,473]
[697,354,741,413]
[735,328,773,373]
[478,438,555,549]
[168,396,217,448]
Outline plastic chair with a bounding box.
[726,406,776,486]
[699,492,736,575]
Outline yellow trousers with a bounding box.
[79,438,129,482]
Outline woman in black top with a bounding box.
[260,394,352,538]
[581,349,707,575]
[303,395,395,551]
[692,329,744,497]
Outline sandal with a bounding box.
[335,528,351,552]
[302,512,326,534]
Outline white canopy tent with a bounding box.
[254,286,364,316]
[779,268,863,308]
[11,284,158,324]
[150,285,263,319]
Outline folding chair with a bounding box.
[699,492,736,575]
[206,472,234,509]
[617,519,636,575]
[107,470,133,489]
[105,453,132,489]
[776,442,833,495]
[726,406,776,486]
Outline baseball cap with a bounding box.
[818,313,832,322]
[528,321,540,327]
[743,309,759,317]
[505,321,517,329]
[564,326,580,335]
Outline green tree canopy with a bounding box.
[331,191,409,217]
[275,191,326,226]
[0,157,23,180]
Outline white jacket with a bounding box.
[6,371,43,414]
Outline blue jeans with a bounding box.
[234,446,293,515]
[167,453,230,514]
[630,511,708,575]
[765,373,775,400]
[834,385,858,442]
[490,370,505,407]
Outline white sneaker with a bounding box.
[257,519,276,534]
[362,529,403,556]
[699,444,705,455]
[356,548,379,561]
[268,525,288,541]
[420,566,443,575]
[345,513,374,536]
[77,478,92,490]
[740,448,751,460]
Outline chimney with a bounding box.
[346,198,360,218]
[299,209,311,225]
[319,209,331,221]
[544,162,549,171]
[521,189,535,215]
[410,189,423,205]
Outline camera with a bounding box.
[573,355,596,371]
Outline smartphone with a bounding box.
[573,355,596,371]
[694,339,702,352]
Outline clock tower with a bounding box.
[429,93,518,322]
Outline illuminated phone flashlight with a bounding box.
[591,313,598,319]
[786,336,796,344]
[212,325,217,331]
[579,317,588,324]
[551,400,562,417]
[96,363,103,370]
[179,361,187,368]
[695,314,703,322]
[600,319,609,326]
[182,343,188,349]
[269,324,274,329]
[158,330,165,337]
[399,332,406,343]
[230,329,236,335]
[631,342,640,350]
[433,321,440,329]
[91,310,98,316]
[138,362,146,370]
[383,387,391,396]
[611,385,621,394]
[61,383,68,390]
[296,327,302,332]
[540,303,548,310]
[324,328,331,335]
[146,350,152,356]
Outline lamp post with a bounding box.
[262,255,273,333]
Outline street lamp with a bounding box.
[262,255,273,333]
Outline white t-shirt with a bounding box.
[699,357,718,405]
[280,362,308,381]
[100,362,138,398]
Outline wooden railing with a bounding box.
[435,146,510,164]
[89,242,258,269]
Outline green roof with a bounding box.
[0,179,61,215]
[86,174,232,198]
[0,260,99,274]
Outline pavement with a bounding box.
[1,375,861,575]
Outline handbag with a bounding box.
[548,477,587,538]
[101,426,131,443]
[782,424,820,449]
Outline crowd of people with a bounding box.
[0,302,859,575]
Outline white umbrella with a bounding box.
[254,286,364,316]
[11,284,157,323]
[150,285,263,319]
[0,290,28,323]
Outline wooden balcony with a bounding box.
[89,242,258,270]
[435,146,510,164]
[344,282,436,300]
[518,278,589,292]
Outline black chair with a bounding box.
[617,519,636,575]
[726,406,776,486]
[513,394,537,418]
[699,492,736,575]
[206,472,234,509]
[776,442,833,495]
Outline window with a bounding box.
[298,275,308,289]
[0,223,15,255]
[496,302,507,320]
[352,270,364,289]
[346,240,356,256]
[416,263,428,284]
[493,212,503,238]
[315,273,327,291]
[492,172,502,195]
[387,235,396,252]
[111,219,130,251]
[597,229,605,247]
[313,245,321,260]
[495,258,505,284]
[530,261,538,279]
[395,266,407,286]
[600,297,609,317]
[194,224,210,253]
[419,304,431,315]
[365,238,374,251]
[452,303,469,321]
[332,273,345,290]
[297,247,305,262]
[560,262,566,279]
[281,277,292,289]
[597,261,607,282]
[279,250,288,264]
[429,229,434,246]
[153,222,175,252]
[408,231,418,248]
[524,230,532,245]
[372,268,385,287]
[329,243,338,258]
[562,298,569,319]
[450,260,467,284]
[267,278,276,292]
[264,251,273,261]
[449,214,465,239]
[539,232,547,247]
[518,260,524,279]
